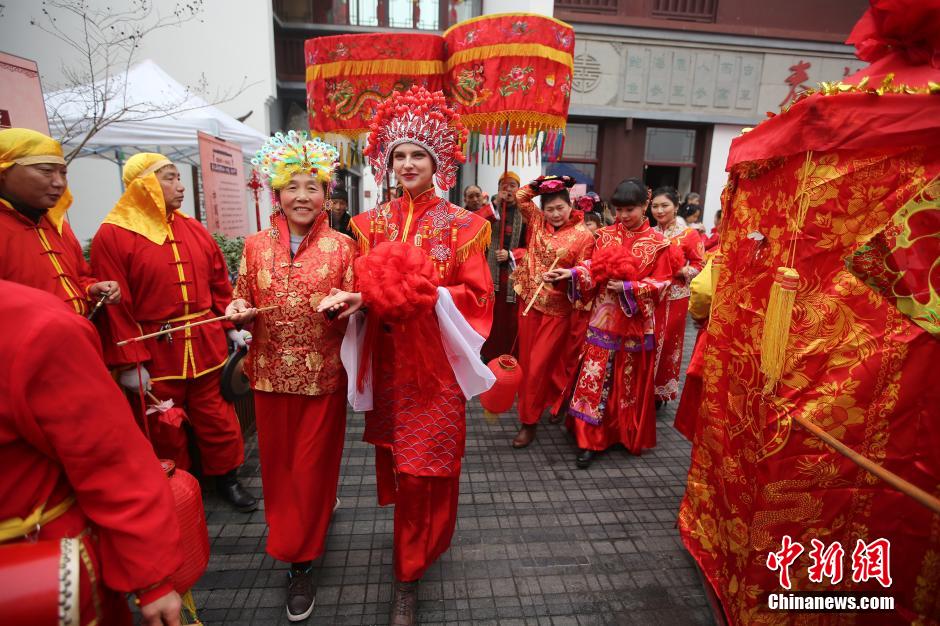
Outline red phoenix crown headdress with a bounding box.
[364,85,468,191]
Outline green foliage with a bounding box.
[212,232,245,278]
[83,238,92,263]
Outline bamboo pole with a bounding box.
[522,255,561,317]
[793,414,940,516]
[116,306,278,346]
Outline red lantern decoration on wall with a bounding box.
[479,355,523,415]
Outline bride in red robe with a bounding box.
[317,86,494,626]
[545,179,673,469]
[650,187,705,404]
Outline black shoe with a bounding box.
[575,449,595,469]
[286,566,315,622]
[216,469,258,512]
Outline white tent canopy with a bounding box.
[46,59,267,162]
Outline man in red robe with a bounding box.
[318,86,494,626]
[480,170,527,361]
[0,280,182,626]
[91,152,256,512]
[0,128,119,315]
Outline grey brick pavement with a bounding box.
[192,322,713,625]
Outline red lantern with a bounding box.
[161,460,210,594]
[479,355,523,414]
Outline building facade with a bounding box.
[273,0,867,223]
[556,0,868,225]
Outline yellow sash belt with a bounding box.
[0,496,77,543]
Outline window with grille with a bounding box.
[554,0,618,14]
[651,0,717,22]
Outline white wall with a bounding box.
[702,124,745,230]
[2,0,277,240]
[483,0,554,15]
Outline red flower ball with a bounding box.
[355,241,439,321]
[591,245,639,285]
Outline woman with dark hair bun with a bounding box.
[650,186,705,406]
[545,177,674,468]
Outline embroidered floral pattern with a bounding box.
[499,66,536,97]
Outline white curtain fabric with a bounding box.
[341,287,496,411]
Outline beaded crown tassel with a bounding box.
[363,85,469,191]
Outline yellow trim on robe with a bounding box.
[35,226,86,314]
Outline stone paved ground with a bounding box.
[191,322,713,625]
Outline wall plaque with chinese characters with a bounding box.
[622,45,763,114]
[570,37,867,123]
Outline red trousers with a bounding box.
[254,389,346,563]
[517,308,587,424]
[674,328,708,441]
[375,446,459,582]
[150,369,244,476]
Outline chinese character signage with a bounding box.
[198,131,249,237]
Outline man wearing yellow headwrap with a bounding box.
[0,128,120,315]
[91,152,256,512]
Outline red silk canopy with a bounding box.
[678,1,940,624]
[305,13,574,166]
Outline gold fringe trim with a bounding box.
[442,12,573,38]
[446,43,572,71]
[773,73,939,115]
[307,59,444,82]
[458,111,567,135]
[456,219,491,264]
[349,217,371,255]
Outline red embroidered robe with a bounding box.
[565,221,673,452]
[350,187,493,477]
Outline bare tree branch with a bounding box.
[30,0,257,163]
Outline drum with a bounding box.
[0,538,81,626]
